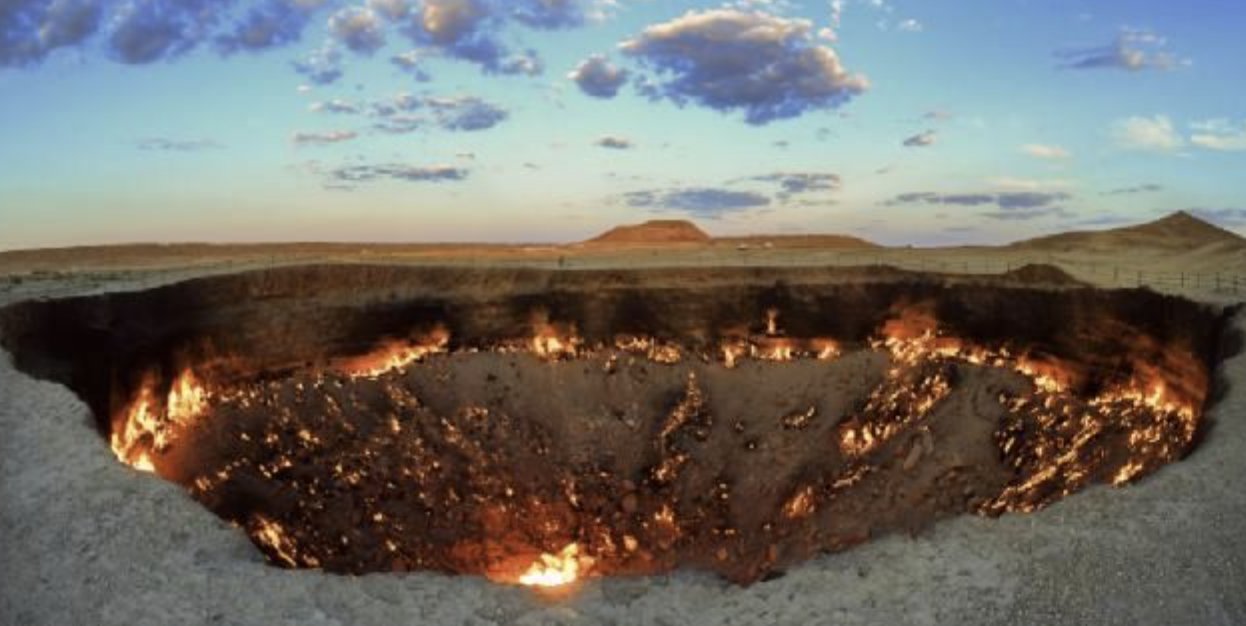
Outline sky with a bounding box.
[1,0,1245,249]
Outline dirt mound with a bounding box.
[1014,211,1246,252]
[1002,264,1082,285]
[713,234,880,250]
[587,220,711,245]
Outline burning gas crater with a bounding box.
[108,305,1210,588]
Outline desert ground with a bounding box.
[1,212,1244,625]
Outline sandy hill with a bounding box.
[586,220,711,245]
[713,234,879,249]
[1013,211,1246,252]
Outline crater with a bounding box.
[0,265,1236,587]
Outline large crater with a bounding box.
[0,265,1237,587]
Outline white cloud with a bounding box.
[1021,144,1071,159]
[1112,115,1185,153]
[1190,119,1246,152]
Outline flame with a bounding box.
[339,325,450,378]
[111,369,210,472]
[517,543,590,587]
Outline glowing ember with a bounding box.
[517,544,590,587]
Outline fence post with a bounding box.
[1180,272,1185,288]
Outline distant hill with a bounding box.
[586,220,711,244]
[1013,211,1246,252]
[713,234,879,250]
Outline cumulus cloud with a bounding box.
[622,187,771,218]
[595,136,633,150]
[216,0,326,55]
[0,0,102,66]
[107,0,230,64]
[886,190,1073,220]
[619,9,868,125]
[568,54,628,98]
[330,163,469,184]
[291,130,359,145]
[1113,115,1185,152]
[1022,144,1071,159]
[403,0,539,75]
[1057,28,1186,72]
[329,6,385,54]
[1,0,592,82]
[368,0,411,21]
[1190,119,1246,152]
[136,137,222,152]
[903,130,936,147]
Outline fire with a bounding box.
[517,543,591,588]
[111,369,210,472]
[339,325,450,378]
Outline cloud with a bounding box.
[1188,208,1246,227]
[368,0,411,21]
[1057,28,1186,72]
[329,163,470,185]
[310,99,360,114]
[293,43,343,85]
[362,93,509,133]
[329,6,385,54]
[1022,144,1071,159]
[746,172,841,196]
[1113,115,1185,153]
[510,0,587,30]
[389,49,431,80]
[291,130,359,145]
[423,95,508,131]
[1190,119,1246,152]
[568,54,628,98]
[903,130,936,147]
[107,0,229,64]
[403,0,545,76]
[216,0,325,55]
[0,0,102,66]
[595,136,633,150]
[980,208,1072,221]
[887,190,1072,220]
[136,137,222,152]
[1102,183,1163,196]
[896,19,922,32]
[621,187,771,218]
[619,9,868,125]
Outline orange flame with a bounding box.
[517,543,591,587]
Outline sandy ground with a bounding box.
[1,247,1244,625]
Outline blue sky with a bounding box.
[1,0,1244,249]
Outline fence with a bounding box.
[814,251,1245,299]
